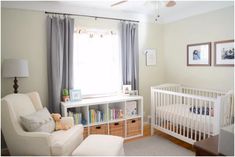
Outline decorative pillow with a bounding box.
[20,107,55,133]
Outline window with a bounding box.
[73,28,122,96]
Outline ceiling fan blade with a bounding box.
[111,0,128,7]
[165,1,176,7]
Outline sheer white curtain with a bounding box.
[73,29,122,96]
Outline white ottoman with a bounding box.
[72,135,125,156]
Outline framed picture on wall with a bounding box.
[187,42,211,66]
[214,40,234,66]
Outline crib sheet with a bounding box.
[155,104,214,132]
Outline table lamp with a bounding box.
[2,59,29,93]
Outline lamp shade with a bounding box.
[2,59,29,78]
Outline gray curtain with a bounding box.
[47,16,74,113]
[121,22,139,90]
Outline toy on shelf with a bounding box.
[62,89,70,102]
[126,101,137,117]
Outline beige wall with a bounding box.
[1,8,48,106]
[163,7,234,92]
[138,23,165,120]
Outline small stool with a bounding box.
[72,135,125,156]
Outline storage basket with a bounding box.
[127,118,141,137]
[90,124,108,134]
[83,127,88,139]
[109,121,125,137]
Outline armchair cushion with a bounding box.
[50,124,84,156]
[20,107,55,133]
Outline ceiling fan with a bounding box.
[111,0,128,7]
[110,0,176,8]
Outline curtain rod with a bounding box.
[45,11,139,23]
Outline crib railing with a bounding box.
[182,87,225,99]
[153,84,226,98]
[151,84,181,91]
[151,84,234,144]
[219,91,234,127]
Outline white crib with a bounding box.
[151,84,234,144]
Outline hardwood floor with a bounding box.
[124,123,151,143]
[125,124,195,152]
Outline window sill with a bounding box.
[82,92,122,99]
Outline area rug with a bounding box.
[124,135,195,156]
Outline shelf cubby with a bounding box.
[108,102,125,121]
[89,104,107,125]
[67,106,88,126]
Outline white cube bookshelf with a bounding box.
[61,95,143,139]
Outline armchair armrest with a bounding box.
[14,131,52,155]
[19,131,50,138]
[61,117,74,127]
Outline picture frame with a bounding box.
[122,85,132,95]
[187,42,211,66]
[214,40,234,66]
[129,90,139,96]
[69,89,82,101]
[144,49,156,66]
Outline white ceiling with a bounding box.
[1,1,234,23]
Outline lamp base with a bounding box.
[13,77,19,93]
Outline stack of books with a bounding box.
[68,111,82,125]
[89,109,105,123]
[109,108,124,120]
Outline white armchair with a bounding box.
[1,92,84,156]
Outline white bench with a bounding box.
[72,135,125,156]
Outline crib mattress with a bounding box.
[155,104,214,133]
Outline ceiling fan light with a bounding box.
[166,1,176,7]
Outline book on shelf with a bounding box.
[109,108,123,120]
[89,109,105,123]
[67,111,82,125]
